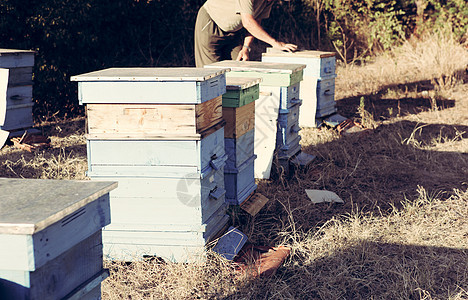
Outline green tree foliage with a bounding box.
[423,0,468,39]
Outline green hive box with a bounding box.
[222,77,261,108]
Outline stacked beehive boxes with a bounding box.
[0,49,35,133]
[0,178,116,300]
[71,68,230,262]
[205,61,306,178]
[262,48,337,126]
[222,77,261,205]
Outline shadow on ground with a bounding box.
[222,241,468,299]
[242,120,468,243]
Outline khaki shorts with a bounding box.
[194,6,243,67]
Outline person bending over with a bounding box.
[194,0,297,67]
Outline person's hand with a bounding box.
[236,47,250,61]
[272,41,297,52]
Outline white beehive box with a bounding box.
[0,178,116,300]
[0,49,35,132]
[262,48,337,126]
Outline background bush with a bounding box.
[0,0,465,122]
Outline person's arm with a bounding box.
[240,13,297,52]
[236,35,255,61]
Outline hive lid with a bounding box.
[263,47,335,58]
[205,60,306,74]
[225,77,262,90]
[0,178,117,235]
[0,49,35,55]
[71,67,228,82]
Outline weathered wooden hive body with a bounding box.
[222,77,261,205]
[205,61,306,178]
[71,68,230,262]
[0,178,116,300]
[262,49,337,126]
[0,49,35,133]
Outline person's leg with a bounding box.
[194,7,223,67]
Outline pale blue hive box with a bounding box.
[71,67,231,263]
[0,178,116,300]
[262,48,337,126]
[0,49,35,133]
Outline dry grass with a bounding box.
[1,32,467,299]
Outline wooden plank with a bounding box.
[223,101,255,138]
[87,118,224,141]
[0,178,116,235]
[0,68,7,126]
[0,195,110,271]
[195,95,223,132]
[7,67,33,87]
[71,67,227,82]
[241,193,270,216]
[86,96,222,138]
[0,49,35,69]
[87,103,196,136]
[0,231,103,300]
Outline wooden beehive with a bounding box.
[262,48,337,126]
[205,61,306,179]
[0,178,116,300]
[72,68,227,140]
[221,77,260,205]
[0,49,35,132]
[222,101,255,139]
[222,77,260,107]
[71,67,230,262]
